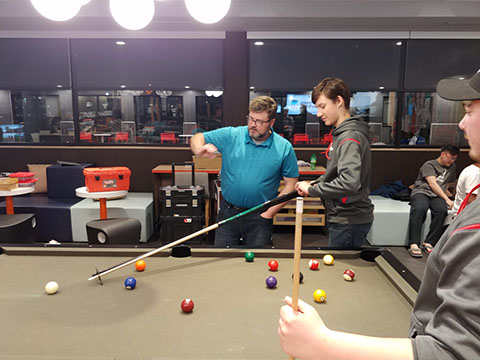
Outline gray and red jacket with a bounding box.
[308,116,374,225]
[410,197,480,359]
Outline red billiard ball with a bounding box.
[268,259,279,271]
[309,259,319,270]
[181,299,194,313]
[135,260,146,272]
[343,269,355,281]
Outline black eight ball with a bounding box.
[292,272,304,283]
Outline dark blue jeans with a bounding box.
[214,199,273,248]
[328,222,372,248]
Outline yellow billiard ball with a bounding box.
[323,254,334,265]
[313,289,326,303]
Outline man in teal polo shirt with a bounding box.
[190,96,299,247]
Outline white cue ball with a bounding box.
[45,281,59,295]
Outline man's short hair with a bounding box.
[311,77,351,109]
[249,96,277,120]
[441,144,460,156]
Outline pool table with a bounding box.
[0,247,415,359]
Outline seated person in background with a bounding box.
[190,96,299,248]
[278,69,480,360]
[452,159,480,218]
[407,144,459,257]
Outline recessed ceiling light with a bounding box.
[250,86,255,90]
[120,85,126,88]
[254,41,264,46]
[459,77,465,80]
[105,92,110,96]
[379,86,385,90]
[185,86,190,89]
[56,85,62,88]
[116,41,126,45]
[396,41,402,46]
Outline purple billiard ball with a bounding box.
[266,276,277,289]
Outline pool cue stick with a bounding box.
[288,197,304,360]
[88,179,320,282]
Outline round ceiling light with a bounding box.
[185,0,231,24]
[110,0,155,30]
[31,0,83,21]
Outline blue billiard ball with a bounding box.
[266,276,277,289]
[124,277,137,290]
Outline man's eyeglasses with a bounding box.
[246,115,272,126]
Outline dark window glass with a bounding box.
[401,92,467,146]
[0,90,73,144]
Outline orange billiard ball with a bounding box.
[135,260,146,272]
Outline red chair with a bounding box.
[293,133,309,144]
[160,132,178,144]
[80,132,92,143]
[109,132,129,143]
[320,133,333,144]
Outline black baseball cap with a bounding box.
[436,70,480,101]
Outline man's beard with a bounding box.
[249,128,269,140]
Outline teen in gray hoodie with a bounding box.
[296,77,374,248]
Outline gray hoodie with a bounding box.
[308,116,374,224]
[410,198,480,359]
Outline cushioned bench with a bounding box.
[367,195,432,246]
[70,192,154,243]
[0,194,82,242]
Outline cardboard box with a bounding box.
[193,155,222,170]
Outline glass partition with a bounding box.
[0,90,73,144]
[251,90,397,146]
[401,92,467,146]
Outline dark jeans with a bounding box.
[214,199,273,248]
[408,193,448,247]
[328,222,372,248]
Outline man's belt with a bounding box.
[223,199,247,212]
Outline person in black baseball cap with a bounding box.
[278,70,480,360]
[438,70,480,162]
[437,70,480,101]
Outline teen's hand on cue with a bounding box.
[278,296,329,360]
[295,181,311,197]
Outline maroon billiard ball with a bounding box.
[181,299,194,313]
[309,259,320,270]
[343,269,355,281]
[268,259,279,271]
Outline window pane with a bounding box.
[195,95,224,132]
[78,91,129,144]
[250,91,396,146]
[0,90,73,144]
[401,92,467,146]
[351,91,396,145]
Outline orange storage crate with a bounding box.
[83,167,131,192]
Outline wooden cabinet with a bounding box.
[273,197,325,226]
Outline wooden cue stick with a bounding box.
[88,223,219,281]
[288,197,304,360]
